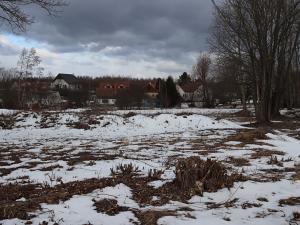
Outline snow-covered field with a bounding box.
[0,108,300,225]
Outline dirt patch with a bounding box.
[0,115,16,129]
[93,199,129,216]
[68,122,90,130]
[267,156,283,167]
[67,152,116,166]
[39,164,64,171]
[293,165,300,181]
[133,210,177,225]
[291,212,300,222]
[124,112,137,118]
[241,202,262,209]
[251,149,285,159]
[226,129,268,146]
[226,157,250,167]
[257,197,269,202]
[279,197,300,206]
[234,110,252,117]
[206,198,239,209]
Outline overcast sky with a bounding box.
[0,0,214,78]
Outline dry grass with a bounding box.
[267,156,283,167]
[133,210,177,225]
[292,212,300,221]
[241,202,262,209]
[93,199,129,216]
[226,128,268,144]
[293,165,300,181]
[110,163,141,177]
[251,149,285,159]
[279,197,300,206]
[162,157,244,199]
[226,157,250,167]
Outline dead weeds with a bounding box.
[226,157,250,167]
[251,149,285,159]
[93,199,129,216]
[279,197,300,206]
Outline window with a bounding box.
[105,84,112,89]
[118,84,124,89]
[102,99,109,104]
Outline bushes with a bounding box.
[174,157,242,197]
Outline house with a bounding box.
[143,81,160,108]
[176,80,204,108]
[95,80,130,106]
[145,82,159,99]
[51,74,81,90]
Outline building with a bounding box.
[95,80,130,106]
[51,74,81,90]
[143,81,160,108]
[176,80,204,108]
[145,82,159,99]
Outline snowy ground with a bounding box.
[0,108,300,225]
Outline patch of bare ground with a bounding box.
[93,199,129,215]
[257,197,269,202]
[279,197,300,206]
[241,202,262,209]
[0,115,16,129]
[250,149,285,159]
[39,112,59,128]
[206,198,239,209]
[293,165,300,180]
[224,128,268,147]
[39,164,64,171]
[132,210,177,225]
[67,151,117,166]
[234,109,253,118]
[226,157,250,167]
[291,212,300,222]
[254,167,295,182]
[93,198,180,225]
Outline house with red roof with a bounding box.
[95,80,130,105]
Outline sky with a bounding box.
[0,0,214,78]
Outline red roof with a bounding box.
[146,82,158,93]
[96,81,130,98]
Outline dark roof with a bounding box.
[54,74,78,84]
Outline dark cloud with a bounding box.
[25,0,213,62]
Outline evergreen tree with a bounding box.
[166,76,181,107]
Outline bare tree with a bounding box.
[0,0,67,32]
[210,0,300,123]
[193,53,212,106]
[17,47,42,108]
[17,48,42,78]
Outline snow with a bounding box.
[265,132,300,157]
[1,108,300,225]
[110,108,240,116]
[0,109,18,115]
[160,180,300,225]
